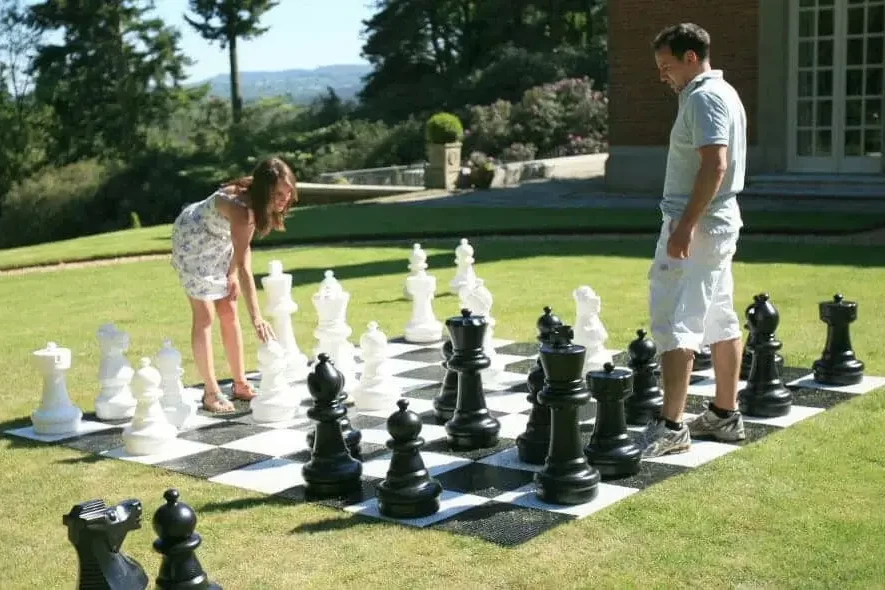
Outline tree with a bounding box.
[184,0,278,124]
[27,0,193,163]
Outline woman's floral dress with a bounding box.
[171,191,247,301]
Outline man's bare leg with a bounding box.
[711,337,742,410]
[660,348,695,423]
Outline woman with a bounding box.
[170,156,298,413]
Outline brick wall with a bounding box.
[608,0,759,146]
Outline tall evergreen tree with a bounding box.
[184,0,278,124]
[27,0,192,163]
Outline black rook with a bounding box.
[812,293,865,386]
[584,362,642,478]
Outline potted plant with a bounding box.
[425,112,464,190]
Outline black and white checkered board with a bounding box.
[6,338,885,546]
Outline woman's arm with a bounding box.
[229,207,262,325]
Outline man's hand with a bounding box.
[667,221,695,259]
[227,274,241,301]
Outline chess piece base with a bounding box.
[95,396,137,421]
[534,467,600,505]
[404,323,444,344]
[738,386,792,418]
[516,404,550,465]
[123,429,177,456]
[584,444,642,478]
[445,414,500,450]
[812,359,864,386]
[302,461,362,499]
[31,406,83,435]
[377,480,443,519]
[250,401,299,423]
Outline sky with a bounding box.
[25,0,375,82]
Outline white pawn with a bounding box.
[404,263,444,343]
[573,285,613,372]
[261,260,309,382]
[153,339,197,429]
[94,323,137,421]
[352,322,394,411]
[450,238,477,294]
[461,279,506,380]
[31,342,83,435]
[251,339,301,423]
[403,243,428,300]
[123,358,178,456]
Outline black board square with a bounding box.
[397,365,445,381]
[434,462,536,498]
[504,358,536,375]
[494,342,539,357]
[789,387,858,409]
[391,347,444,364]
[63,428,126,454]
[154,448,272,479]
[403,384,443,401]
[422,437,517,461]
[275,476,382,509]
[178,422,271,445]
[602,461,689,489]
[347,414,388,431]
[429,500,574,546]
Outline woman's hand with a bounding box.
[253,317,275,343]
[227,274,241,301]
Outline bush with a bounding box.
[500,142,537,162]
[425,112,464,144]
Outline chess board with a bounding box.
[6,338,885,547]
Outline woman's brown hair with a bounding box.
[222,157,298,237]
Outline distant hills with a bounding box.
[190,64,373,105]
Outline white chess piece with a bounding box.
[251,339,301,422]
[311,269,357,390]
[404,261,444,343]
[94,323,137,421]
[352,322,395,411]
[461,279,506,380]
[30,342,83,435]
[403,243,428,300]
[153,339,197,429]
[123,358,178,456]
[573,285,613,372]
[450,238,477,294]
[261,260,309,382]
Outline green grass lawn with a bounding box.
[0,202,881,270]
[2,235,885,588]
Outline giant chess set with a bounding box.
[6,240,885,547]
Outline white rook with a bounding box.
[31,342,83,435]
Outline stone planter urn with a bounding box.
[426,141,462,190]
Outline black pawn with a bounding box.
[445,308,501,450]
[625,328,663,425]
[584,362,642,478]
[302,353,363,498]
[376,399,444,518]
[63,498,149,590]
[535,324,600,505]
[693,345,712,371]
[738,293,792,417]
[432,339,458,423]
[152,489,221,590]
[741,294,784,380]
[516,305,563,464]
[306,356,362,459]
[812,293,865,386]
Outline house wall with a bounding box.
[606,0,774,193]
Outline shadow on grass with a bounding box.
[249,237,885,292]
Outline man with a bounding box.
[641,23,748,458]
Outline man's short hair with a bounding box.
[653,23,711,61]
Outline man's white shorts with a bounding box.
[648,217,742,354]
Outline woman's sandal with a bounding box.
[202,392,236,414]
[232,381,258,402]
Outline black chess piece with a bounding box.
[302,353,363,498]
[625,328,663,425]
[63,498,149,590]
[376,399,444,518]
[432,339,458,423]
[693,345,712,371]
[812,293,865,386]
[740,294,784,380]
[738,293,792,417]
[535,325,600,505]
[152,489,221,590]
[305,355,362,459]
[516,306,564,464]
[445,308,501,450]
[584,362,642,478]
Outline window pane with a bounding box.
[818,8,834,35]
[868,5,884,34]
[817,99,833,126]
[797,130,814,156]
[798,100,814,126]
[866,68,883,96]
[799,70,814,96]
[846,68,864,95]
[868,37,883,65]
[848,7,865,34]
[846,99,863,125]
[847,39,864,65]
[818,39,834,66]
[864,129,882,156]
[865,98,881,125]
[816,130,832,156]
[845,130,862,156]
